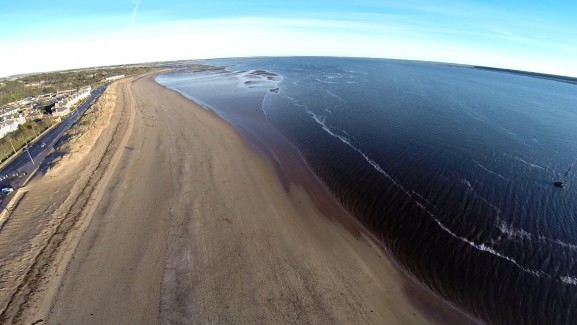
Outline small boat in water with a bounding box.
[554,161,575,188]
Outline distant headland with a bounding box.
[472,65,577,85]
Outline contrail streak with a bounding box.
[129,1,141,27]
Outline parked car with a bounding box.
[1,187,14,194]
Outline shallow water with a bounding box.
[157,57,577,324]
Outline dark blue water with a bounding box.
[157,57,577,324]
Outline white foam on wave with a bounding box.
[299,96,526,271]
[540,236,577,251]
[417,202,550,278]
[315,72,358,84]
[497,220,533,240]
[473,160,509,181]
[315,78,339,84]
[478,194,502,216]
[496,219,577,257]
[457,174,505,218]
[553,239,577,250]
[289,94,574,283]
[561,276,577,285]
[324,89,347,103]
[446,168,504,217]
[460,178,474,191]
[292,96,411,196]
[493,211,577,252]
[411,191,439,210]
[506,154,545,170]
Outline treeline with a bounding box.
[0,65,156,106]
[0,119,52,163]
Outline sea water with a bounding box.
[157,57,577,324]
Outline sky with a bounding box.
[1,0,576,77]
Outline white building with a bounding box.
[0,116,26,139]
[17,97,34,106]
[105,74,125,81]
[53,86,91,114]
[0,107,21,119]
[52,106,70,117]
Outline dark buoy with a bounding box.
[554,181,564,188]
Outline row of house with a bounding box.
[0,101,28,139]
[105,74,125,81]
[0,106,23,119]
[0,85,93,139]
[52,86,92,117]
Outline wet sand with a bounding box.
[0,75,479,324]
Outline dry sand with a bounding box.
[0,75,479,324]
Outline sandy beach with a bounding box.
[0,75,479,324]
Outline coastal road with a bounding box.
[0,84,108,205]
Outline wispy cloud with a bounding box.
[128,0,141,28]
[1,9,576,78]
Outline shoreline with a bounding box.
[153,74,481,324]
[1,73,481,324]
